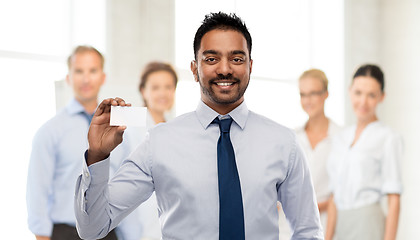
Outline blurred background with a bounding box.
[0,0,418,239]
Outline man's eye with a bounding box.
[206,57,216,62]
[232,58,244,63]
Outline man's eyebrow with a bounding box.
[202,50,247,56]
[202,50,219,55]
[231,50,246,55]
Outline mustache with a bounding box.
[209,74,240,83]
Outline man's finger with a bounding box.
[117,125,127,135]
[114,97,127,106]
[92,112,111,125]
[110,125,127,147]
[94,98,112,116]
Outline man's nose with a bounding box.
[81,73,90,83]
[216,58,233,75]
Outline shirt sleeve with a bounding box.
[110,132,144,240]
[26,126,56,236]
[74,134,155,240]
[278,138,324,240]
[114,209,143,240]
[381,132,404,194]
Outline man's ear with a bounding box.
[249,59,253,75]
[325,90,329,100]
[191,60,198,82]
[65,74,70,85]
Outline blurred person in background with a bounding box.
[296,69,340,233]
[278,69,340,239]
[326,64,402,240]
[139,61,178,127]
[26,45,142,240]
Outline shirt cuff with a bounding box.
[382,182,403,195]
[28,218,53,237]
[83,150,110,186]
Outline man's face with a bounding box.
[66,51,105,103]
[191,29,252,113]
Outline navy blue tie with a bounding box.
[213,117,245,240]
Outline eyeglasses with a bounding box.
[299,90,326,98]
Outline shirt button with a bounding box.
[84,172,90,178]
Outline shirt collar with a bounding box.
[65,98,90,116]
[195,100,249,130]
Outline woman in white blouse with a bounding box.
[134,62,178,240]
[278,69,340,239]
[297,69,341,232]
[326,64,402,240]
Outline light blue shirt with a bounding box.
[27,98,142,239]
[75,101,323,240]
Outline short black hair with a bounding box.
[193,12,252,60]
[353,64,385,92]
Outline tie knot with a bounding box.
[213,117,233,133]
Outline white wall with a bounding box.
[55,0,176,109]
[102,0,175,107]
[345,0,420,239]
[380,1,420,239]
[343,0,381,124]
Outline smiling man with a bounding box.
[74,13,323,240]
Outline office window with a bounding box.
[175,0,344,128]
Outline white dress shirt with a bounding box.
[327,121,403,210]
[74,101,323,240]
[296,120,341,203]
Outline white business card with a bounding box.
[110,106,147,127]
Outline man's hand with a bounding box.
[87,97,131,166]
